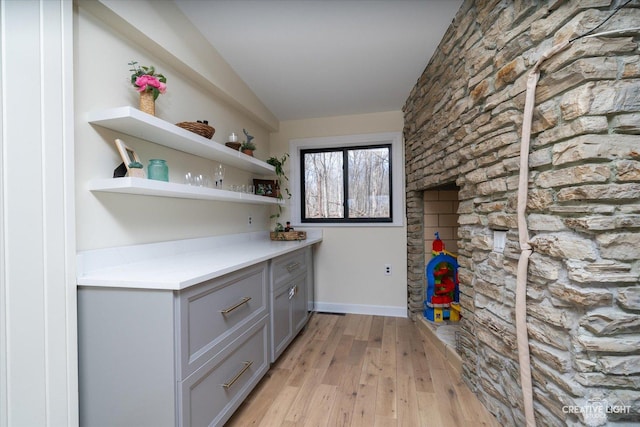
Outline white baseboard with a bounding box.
[313,302,407,318]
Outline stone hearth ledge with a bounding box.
[77,230,322,290]
[417,317,463,377]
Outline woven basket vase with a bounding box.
[139,91,155,116]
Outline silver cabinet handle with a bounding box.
[286,262,300,273]
[222,361,253,389]
[220,297,251,314]
[288,284,298,300]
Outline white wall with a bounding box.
[75,0,277,250]
[270,112,408,317]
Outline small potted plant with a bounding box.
[241,128,256,156]
[240,140,256,156]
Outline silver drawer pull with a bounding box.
[286,262,300,272]
[220,297,251,314]
[222,361,253,389]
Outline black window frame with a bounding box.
[300,143,393,224]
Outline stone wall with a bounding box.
[403,1,640,425]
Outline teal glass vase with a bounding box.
[147,159,169,181]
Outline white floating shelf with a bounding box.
[89,177,283,205]
[87,106,275,175]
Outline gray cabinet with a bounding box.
[78,245,317,426]
[269,247,311,362]
[78,262,269,427]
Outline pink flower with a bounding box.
[135,74,162,92]
[134,75,149,91]
[145,76,161,88]
[129,62,167,97]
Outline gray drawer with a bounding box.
[180,316,270,427]
[271,248,308,288]
[177,262,268,378]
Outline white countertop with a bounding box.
[77,230,322,290]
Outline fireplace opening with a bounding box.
[423,183,460,255]
[422,183,461,352]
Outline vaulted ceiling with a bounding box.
[175,0,463,121]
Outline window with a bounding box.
[301,144,392,223]
[289,132,404,227]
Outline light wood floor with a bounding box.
[226,313,499,427]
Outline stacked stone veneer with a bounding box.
[404,1,640,425]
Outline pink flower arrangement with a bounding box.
[128,61,167,100]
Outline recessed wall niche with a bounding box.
[423,183,460,262]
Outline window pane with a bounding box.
[347,147,390,218]
[303,151,344,218]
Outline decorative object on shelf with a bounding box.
[175,120,215,139]
[213,164,225,188]
[240,128,256,156]
[113,162,128,178]
[114,138,145,178]
[185,172,203,186]
[228,184,254,193]
[129,60,167,116]
[184,172,208,187]
[240,146,255,156]
[139,92,155,116]
[253,179,277,197]
[184,172,193,185]
[147,159,169,182]
[225,132,241,150]
[270,230,306,241]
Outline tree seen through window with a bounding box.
[302,144,392,223]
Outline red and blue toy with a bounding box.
[424,232,460,322]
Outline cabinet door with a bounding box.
[271,282,293,361]
[291,274,308,336]
[78,288,177,427]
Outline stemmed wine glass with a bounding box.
[213,164,225,188]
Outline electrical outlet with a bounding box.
[384,264,392,276]
[248,216,253,227]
